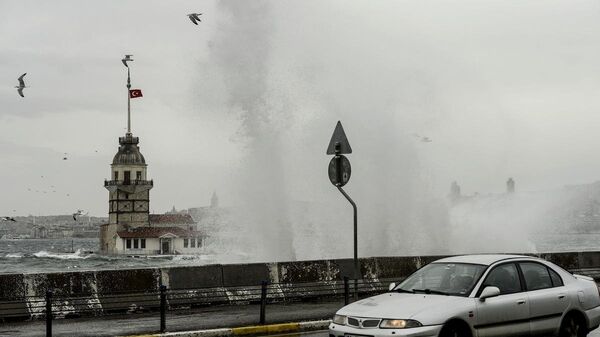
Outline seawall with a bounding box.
[1,251,599,320]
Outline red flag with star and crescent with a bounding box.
[129,89,143,98]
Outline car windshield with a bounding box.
[395,263,486,297]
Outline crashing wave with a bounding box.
[33,249,89,260]
[5,253,22,258]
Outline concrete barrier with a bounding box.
[540,252,580,270]
[97,268,161,313]
[167,265,223,289]
[42,271,100,318]
[4,251,600,321]
[222,263,270,287]
[0,274,28,320]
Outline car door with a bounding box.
[519,262,569,336]
[475,262,530,337]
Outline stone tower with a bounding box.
[210,191,219,208]
[100,55,155,254]
[450,181,461,198]
[100,133,153,253]
[507,177,515,193]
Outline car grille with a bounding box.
[347,317,360,327]
[346,317,381,329]
[361,319,381,328]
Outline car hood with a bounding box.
[337,292,471,322]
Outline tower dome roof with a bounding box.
[112,133,146,165]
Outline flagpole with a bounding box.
[127,67,131,134]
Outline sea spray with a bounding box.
[207,0,296,261]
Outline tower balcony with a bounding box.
[104,179,153,187]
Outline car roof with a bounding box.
[433,254,534,266]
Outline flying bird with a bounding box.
[187,13,202,25]
[63,153,68,160]
[72,209,84,221]
[1,217,16,222]
[15,73,27,97]
[412,133,432,143]
[121,54,134,67]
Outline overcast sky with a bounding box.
[3,0,600,218]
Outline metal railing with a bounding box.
[104,179,153,187]
[0,277,396,336]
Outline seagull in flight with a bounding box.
[412,133,432,143]
[121,54,133,67]
[1,217,16,222]
[72,209,84,221]
[187,13,202,25]
[15,73,27,97]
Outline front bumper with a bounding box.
[329,322,443,337]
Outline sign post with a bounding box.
[326,121,359,301]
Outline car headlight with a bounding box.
[332,314,346,325]
[379,319,422,329]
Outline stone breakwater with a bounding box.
[1,251,598,321]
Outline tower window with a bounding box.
[190,238,196,248]
[126,239,131,249]
[114,171,119,180]
[184,239,188,248]
[136,171,142,180]
[133,239,139,249]
[124,171,131,184]
[140,239,146,249]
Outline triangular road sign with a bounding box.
[326,121,352,154]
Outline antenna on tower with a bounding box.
[122,54,134,134]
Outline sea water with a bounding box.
[0,238,217,274]
[0,234,599,274]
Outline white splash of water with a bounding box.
[33,249,88,260]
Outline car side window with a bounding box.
[520,262,553,291]
[548,268,564,287]
[481,263,522,295]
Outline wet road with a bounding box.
[264,328,600,337]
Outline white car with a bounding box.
[329,255,600,337]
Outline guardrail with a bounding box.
[0,277,395,336]
[104,179,153,187]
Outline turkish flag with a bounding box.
[129,89,143,98]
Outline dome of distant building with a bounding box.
[112,133,146,165]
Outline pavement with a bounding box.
[0,299,343,337]
[271,326,600,337]
[4,296,600,337]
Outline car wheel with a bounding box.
[440,322,470,337]
[559,314,587,337]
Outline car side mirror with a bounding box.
[479,286,501,302]
[388,282,396,291]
